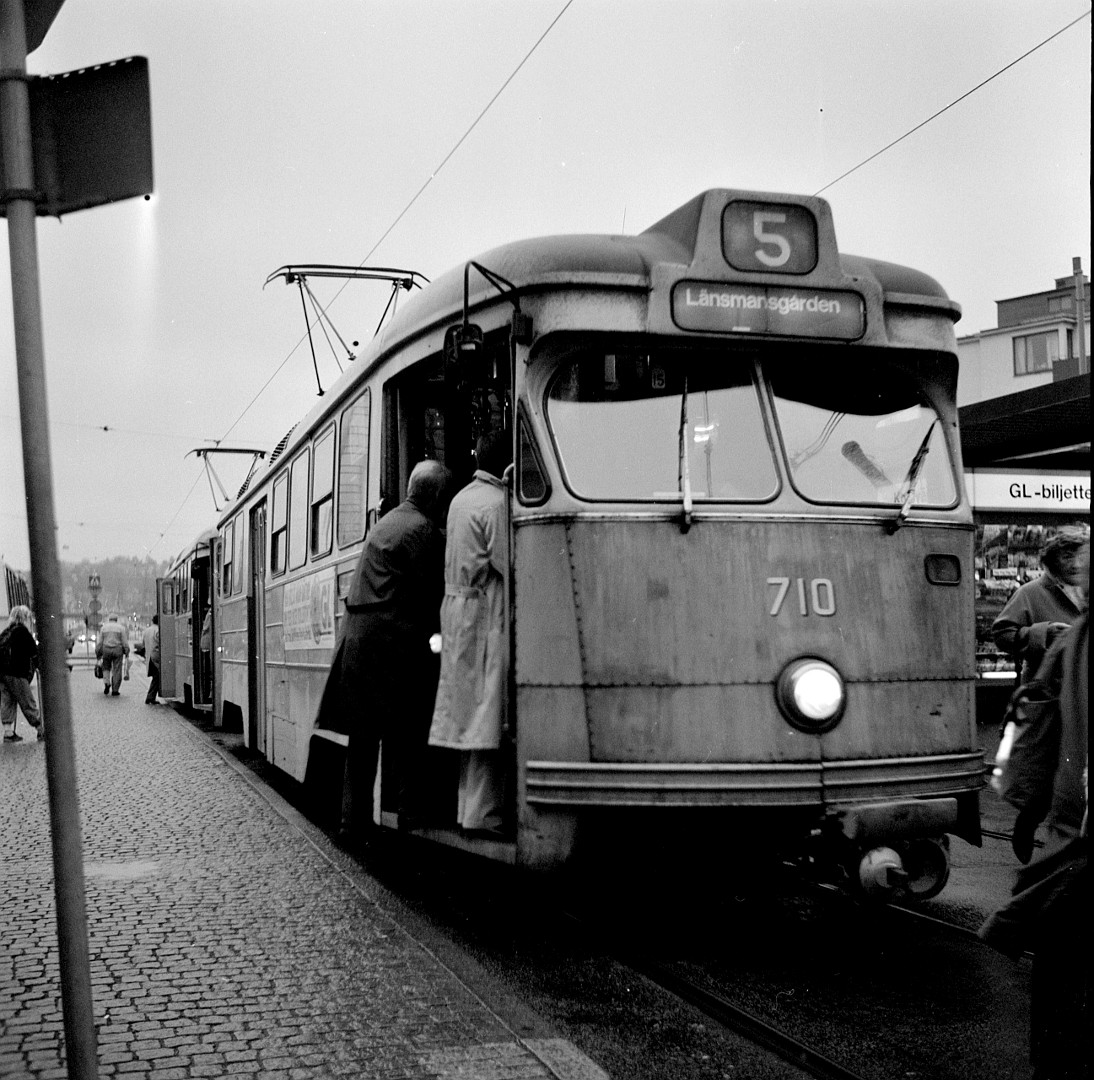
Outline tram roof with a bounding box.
[232,190,959,512]
[376,189,956,349]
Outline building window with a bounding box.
[271,474,288,575]
[1013,331,1059,376]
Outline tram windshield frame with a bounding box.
[542,338,959,510]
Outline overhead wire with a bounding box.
[219,0,575,441]
[150,0,575,555]
[814,8,1091,195]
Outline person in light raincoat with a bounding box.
[428,430,511,838]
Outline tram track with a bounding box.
[590,933,874,1080]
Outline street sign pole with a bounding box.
[0,0,99,1076]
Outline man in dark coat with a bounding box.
[992,525,1088,686]
[981,538,1088,1080]
[335,459,451,845]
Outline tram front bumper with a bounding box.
[827,797,958,845]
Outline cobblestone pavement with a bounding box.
[0,663,608,1079]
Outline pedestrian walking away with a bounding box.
[96,612,130,696]
[1,604,44,742]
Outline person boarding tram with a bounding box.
[428,430,512,840]
[331,459,451,846]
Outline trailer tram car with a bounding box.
[157,529,217,714]
[212,189,984,898]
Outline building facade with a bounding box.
[957,267,1090,406]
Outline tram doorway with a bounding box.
[156,577,177,698]
[248,501,267,748]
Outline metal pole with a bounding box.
[0,1,100,1076]
[1073,256,1087,375]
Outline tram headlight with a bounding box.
[775,658,845,733]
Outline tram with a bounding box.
[209,188,984,897]
[157,528,217,713]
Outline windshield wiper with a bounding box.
[887,419,938,534]
[678,375,693,533]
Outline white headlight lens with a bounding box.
[776,659,846,732]
[791,665,844,720]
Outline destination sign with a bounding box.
[671,281,865,340]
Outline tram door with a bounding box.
[157,578,177,698]
[191,555,212,710]
[248,502,267,751]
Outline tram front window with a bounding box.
[767,357,957,508]
[546,347,777,501]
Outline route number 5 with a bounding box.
[753,212,791,268]
[768,577,836,617]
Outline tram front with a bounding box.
[510,190,983,895]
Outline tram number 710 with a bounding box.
[767,577,836,617]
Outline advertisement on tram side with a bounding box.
[282,567,337,651]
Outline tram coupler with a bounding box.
[812,799,958,902]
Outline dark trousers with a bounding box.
[145,660,161,703]
[102,648,126,693]
[337,625,440,837]
[1030,855,1089,1079]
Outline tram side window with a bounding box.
[233,513,246,594]
[338,391,371,546]
[311,426,335,558]
[288,450,310,570]
[222,521,234,595]
[271,473,288,575]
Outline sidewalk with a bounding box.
[0,662,608,1079]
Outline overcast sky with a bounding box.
[2,0,1090,570]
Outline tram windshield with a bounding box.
[547,346,778,501]
[767,357,957,508]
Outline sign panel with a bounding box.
[283,567,337,651]
[0,57,152,218]
[722,201,818,274]
[964,469,1091,514]
[672,281,865,340]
